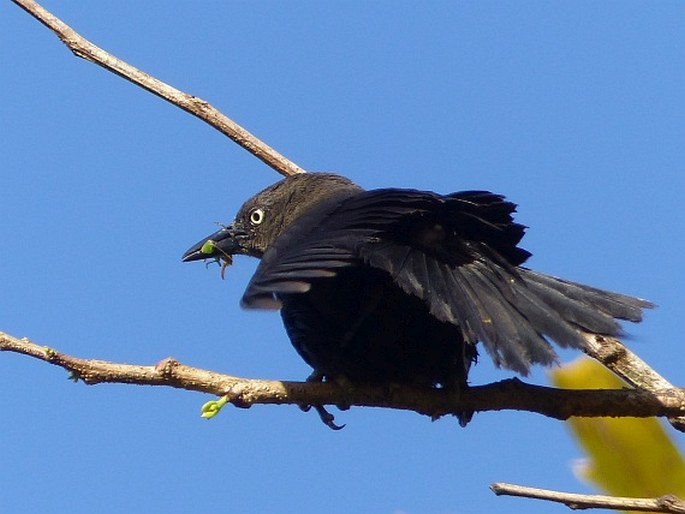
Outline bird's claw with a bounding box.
[299,402,345,430]
[301,371,346,430]
[313,404,346,431]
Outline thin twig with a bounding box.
[11,0,305,178]
[2,331,684,424]
[491,482,685,513]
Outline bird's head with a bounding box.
[182,172,362,267]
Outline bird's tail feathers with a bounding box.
[518,268,653,327]
[418,259,653,375]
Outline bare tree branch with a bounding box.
[491,483,685,513]
[8,3,685,511]
[11,0,305,178]
[11,0,681,424]
[2,331,684,424]
[12,0,681,421]
[582,333,685,431]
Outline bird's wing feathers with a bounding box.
[241,188,650,372]
[360,242,565,372]
[240,244,353,309]
[241,188,524,308]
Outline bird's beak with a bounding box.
[181,225,249,263]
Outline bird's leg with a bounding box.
[330,375,354,411]
[298,370,325,413]
[453,388,473,428]
[298,370,322,413]
[427,343,478,426]
[298,370,346,431]
[452,342,479,427]
[306,369,325,383]
[441,377,473,427]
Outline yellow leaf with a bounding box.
[550,358,685,497]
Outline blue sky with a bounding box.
[2,2,684,513]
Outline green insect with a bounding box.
[200,239,233,279]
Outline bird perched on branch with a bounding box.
[183,173,652,426]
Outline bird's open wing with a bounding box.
[242,188,651,373]
[240,188,525,307]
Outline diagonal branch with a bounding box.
[491,483,685,513]
[11,0,305,178]
[2,331,684,425]
[582,333,685,431]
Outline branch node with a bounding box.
[657,495,685,514]
[226,384,255,409]
[588,335,627,364]
[155,357,179,378]
[43,346,58,361]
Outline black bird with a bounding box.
[183,173,652,423]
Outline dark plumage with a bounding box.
[183,173,652,402]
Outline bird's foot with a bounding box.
[456,410,473,427]
[312,404,346,431]
[298,371,348,430]
[299,402,346,431]
[444,382,473,427]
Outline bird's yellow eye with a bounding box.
[249,208,265,225]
